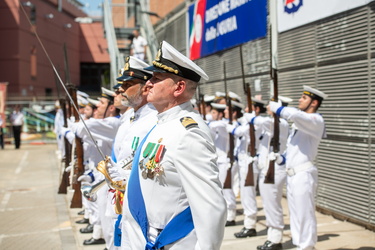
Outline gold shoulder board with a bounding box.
[180,117,198,130]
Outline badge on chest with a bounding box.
[139,138,165,179]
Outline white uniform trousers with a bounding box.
[258,164,286,243]
[238,159,258,229]
[103,188,121,250]
[97,185,113,246]
[218,161,237,221]
[287,166,318,250]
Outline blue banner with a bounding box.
[188,0,267,60]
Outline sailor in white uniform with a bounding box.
[226,98,259,236]
[255,96,291,250]
[269,86,328,250]
[207,102,237,225]
[121,41,227,250]
[104,56,157,249]
[73,87,122,246]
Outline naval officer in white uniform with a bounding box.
[269,86,327,250]
[121,41,227,250]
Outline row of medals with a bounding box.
[139,156,163,180]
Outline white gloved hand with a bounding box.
[65,164,72,173]
[108,166,127,182]
[268,101,281,114]
[269,152,284,165]
[226,124,236,134]
[77,174,93,185]
[248,155,258,165]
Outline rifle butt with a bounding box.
[70,185,82,208]
[57,171,70,194]
[264,161,275,184]
[244,163,255,186]
[223,167,232,189]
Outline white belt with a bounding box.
[286,162,314,176]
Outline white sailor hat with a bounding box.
[87,97,100,108]
[278,96,293,106]
[145,41,209,82]
[190,99,197,108]
[117,56,152,82]
[211,103,226,110]
[252,97,267,106]
[77,90,89,99]
[231,100,244,110]
[215,91,226,98]
[303,85,328,101]
[101,87,116,101]
[54,100,60,108]
[204,94,215,103]
[228,91,242,102]
[77,95,88,108]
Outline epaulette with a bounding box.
[180,116,198,130]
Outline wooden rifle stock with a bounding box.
[264,53,279,184]
[244,85,255,186]
[70,87,84,208]
[200,93,206,120]
[58,98,71,194]
[223,62,234,189]
[240,46,255,187]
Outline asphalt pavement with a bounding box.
[0,143,374,250]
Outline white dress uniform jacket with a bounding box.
[122,102,227,250]
[252,116,289,244]
[270,104,326,250]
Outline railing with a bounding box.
[138,0,159,63]
[103,0,125,87]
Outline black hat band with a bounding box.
[303,91,323,102]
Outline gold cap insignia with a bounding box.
[124,56,130,71]
[155,42,162,62]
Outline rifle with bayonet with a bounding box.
[55,48,72,194]
[19,4,104,203]
[223,62,235,189]
[240,46,255,187]
[197,84,206,120]
[62,43,84,208]
[70,87,84,208]
[57,97,71,194]
[264,24,279,184]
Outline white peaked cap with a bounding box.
[231,100,244,109]
[211,103,226,110]
[278,96,293,104]
[252,97,267,106]
[204,95,215,102]
[55,100,60,108]
[117,56,152,82]
[77,95,88,105]
[228,91,242,102]
[215,91,226,98]
[303,85,328,100]
[87,97,100,107]
[77,90,89,99]
[101,87,116,100]
[146,41,209,82]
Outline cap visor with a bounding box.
[113,83,122,89]
[116,75,135,81]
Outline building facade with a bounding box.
[0,0,110,100]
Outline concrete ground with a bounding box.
[0,144,375,250]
